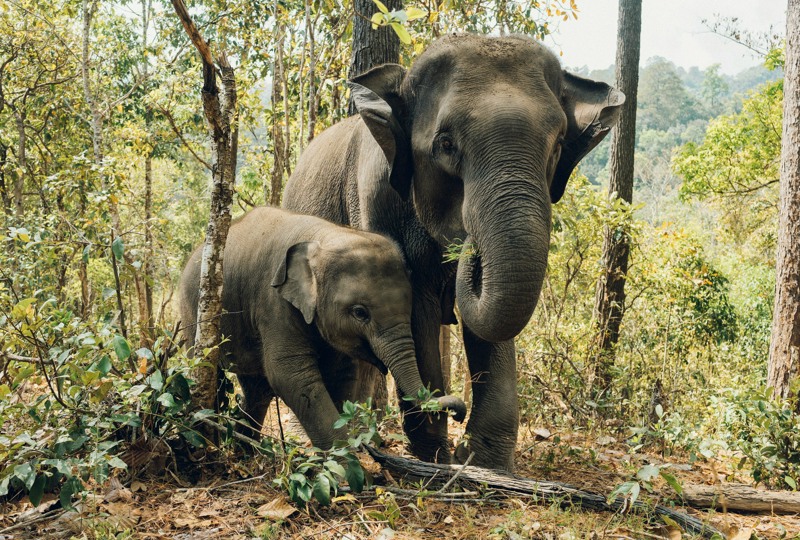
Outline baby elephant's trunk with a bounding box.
[375,332,467,422]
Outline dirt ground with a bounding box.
[2,411,799,540]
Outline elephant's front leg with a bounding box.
[455,326,518,471]
[264,351,346,450]
[400,291,452,463]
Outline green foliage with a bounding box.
[275,401,379,506]
[722,388,800,490]
[674,80,782,256]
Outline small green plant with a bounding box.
[608,462,683,509]
[273,400,382,506]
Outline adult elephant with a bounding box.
[283,34,624,470]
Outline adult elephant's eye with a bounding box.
[436,133,456,155]
[351,305,371,323]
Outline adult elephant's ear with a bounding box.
[349,64,413,200]
[552,72,626,203]
[271,242,319,324]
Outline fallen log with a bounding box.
[683,483,800,514]
[366,446,721,539]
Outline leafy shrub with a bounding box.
[722,388,800,489]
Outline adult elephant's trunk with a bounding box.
[456,178,551,343]
[374,330,467,420]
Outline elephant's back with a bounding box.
[283,115,364,226]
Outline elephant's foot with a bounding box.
[454,432,516,471]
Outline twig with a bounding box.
[199,417,264,449]
[436,451,474,495]
[0,508,66,535]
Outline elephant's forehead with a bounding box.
[414,34,561,79]
[321,242,405,278]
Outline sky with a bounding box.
[546,0,787,74]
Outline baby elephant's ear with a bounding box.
[271,242,319,324]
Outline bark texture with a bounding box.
[683,483,800,514]
[768,0,800,400]
[171,0,238,413]
[592,0,641,393]
[347,0,401,115]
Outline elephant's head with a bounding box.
[350,34,624,343]
[271,235,467,421]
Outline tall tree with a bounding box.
[171,0,239,414]
[592,0,641,394]
[347,0,401,115]
[767,0,800,400]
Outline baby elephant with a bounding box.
[179,207,466,451]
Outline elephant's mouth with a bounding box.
[461,238,483,297]
[355,341,389,375]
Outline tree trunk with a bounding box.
[591,0,641,395]
[268,0,286,206]
[682,482,800,514]
[140,0,154,349]
[171,0,238,414]
[13,111,25,220]
[0,142,10,215]
[306,0,317,144]
[82,0,122,235]
[767,0,800,401]
[347,0,401,115]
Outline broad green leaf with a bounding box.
[14,463,35,490]
[148,370,164,391]
[28,474,46,506]
[636,464,660,482]
[325,460,346,479]
[660,471,683,495]
[112,335,131,362]
[345,458,365,493]
[313,473,332,505]
[111,237,125,260]
[60,477,81,511]
[182,430,205,448]
[785,476,797,490]
[157,392,177,409]
[96,355,112,376]
[371,0,388,13]
[370,12,384,29]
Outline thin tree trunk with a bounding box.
[268,0,286,206]
[0,142,10,215]
[592,0,641,395]
[767,0,800,401]
[348,0,401,115]
[13,111,25,220]
[306,0,317,143]
[82,0,122,235]
[140,0,154,348]
[171,0,238,413]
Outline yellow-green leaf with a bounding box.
[405,6,425,20]
[371,12,385,29]
[371,0,388,13]
[390,22,412,44]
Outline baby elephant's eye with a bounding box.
[351,305,371,323]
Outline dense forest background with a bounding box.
[1,0,797,534]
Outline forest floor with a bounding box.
[2,411,799,540]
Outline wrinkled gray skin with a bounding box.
[283,34,624,470]
[179,207,466,451]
